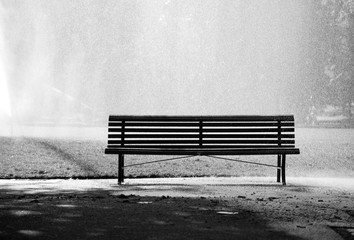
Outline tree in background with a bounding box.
[303,0,354,122]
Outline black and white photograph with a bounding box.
[0,0,353,239]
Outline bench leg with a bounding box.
[281,154,286,185]
[118,154,124,185]
[277,154,281,182]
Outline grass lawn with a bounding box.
[0,127,353,179]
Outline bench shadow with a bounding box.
[0,187,305,240]
[123,183,284,187]
[112,182,317,198]
[119,181,315,189]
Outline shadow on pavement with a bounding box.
[0,187,304,240]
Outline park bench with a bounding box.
[105,115,300,185]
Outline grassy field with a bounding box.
[0,127,353,179]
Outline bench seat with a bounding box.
[105,147,300,155]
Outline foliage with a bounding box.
[301,0,354,120]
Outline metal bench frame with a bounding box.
[105,115,300,185]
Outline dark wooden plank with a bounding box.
[109,122,201,127]
[109,122,294,127]
[108,140,200,144]
[105,147,300,155]
[108,128,198,133]
[277,120,282,147]
[107,144,296,148]
[108,128,295,133]
[199,144,296,148]
[109,115,295,122]
[108,145,200,148]
[199,120,203,146]
[108,133,294,139]
[202,134,294,139]
[121,121,125,146]
[201,128,295,132]
[108,139,295,144]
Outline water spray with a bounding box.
[0,5,13,135]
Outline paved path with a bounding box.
[1,177,354,195]
[1,177,353,240]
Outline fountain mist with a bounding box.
[0,2,11,120]
[0,0,307,129]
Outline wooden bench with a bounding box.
[105,115,300,185]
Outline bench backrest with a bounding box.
[107,115,296,149]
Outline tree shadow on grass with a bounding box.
[0,187,304,240]
[34,139,98,174]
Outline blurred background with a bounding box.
[0,0,353,180]
[0,0,353,127]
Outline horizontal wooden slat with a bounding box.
[109,122,294,127]
[109,115,295,122]
[108,128,199,132]
[108,134,295,138]
[108,128,295,133]
[107,144,295,148]
[105,147,300,155]
[109,122,199,127]
[108,139,295,144]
